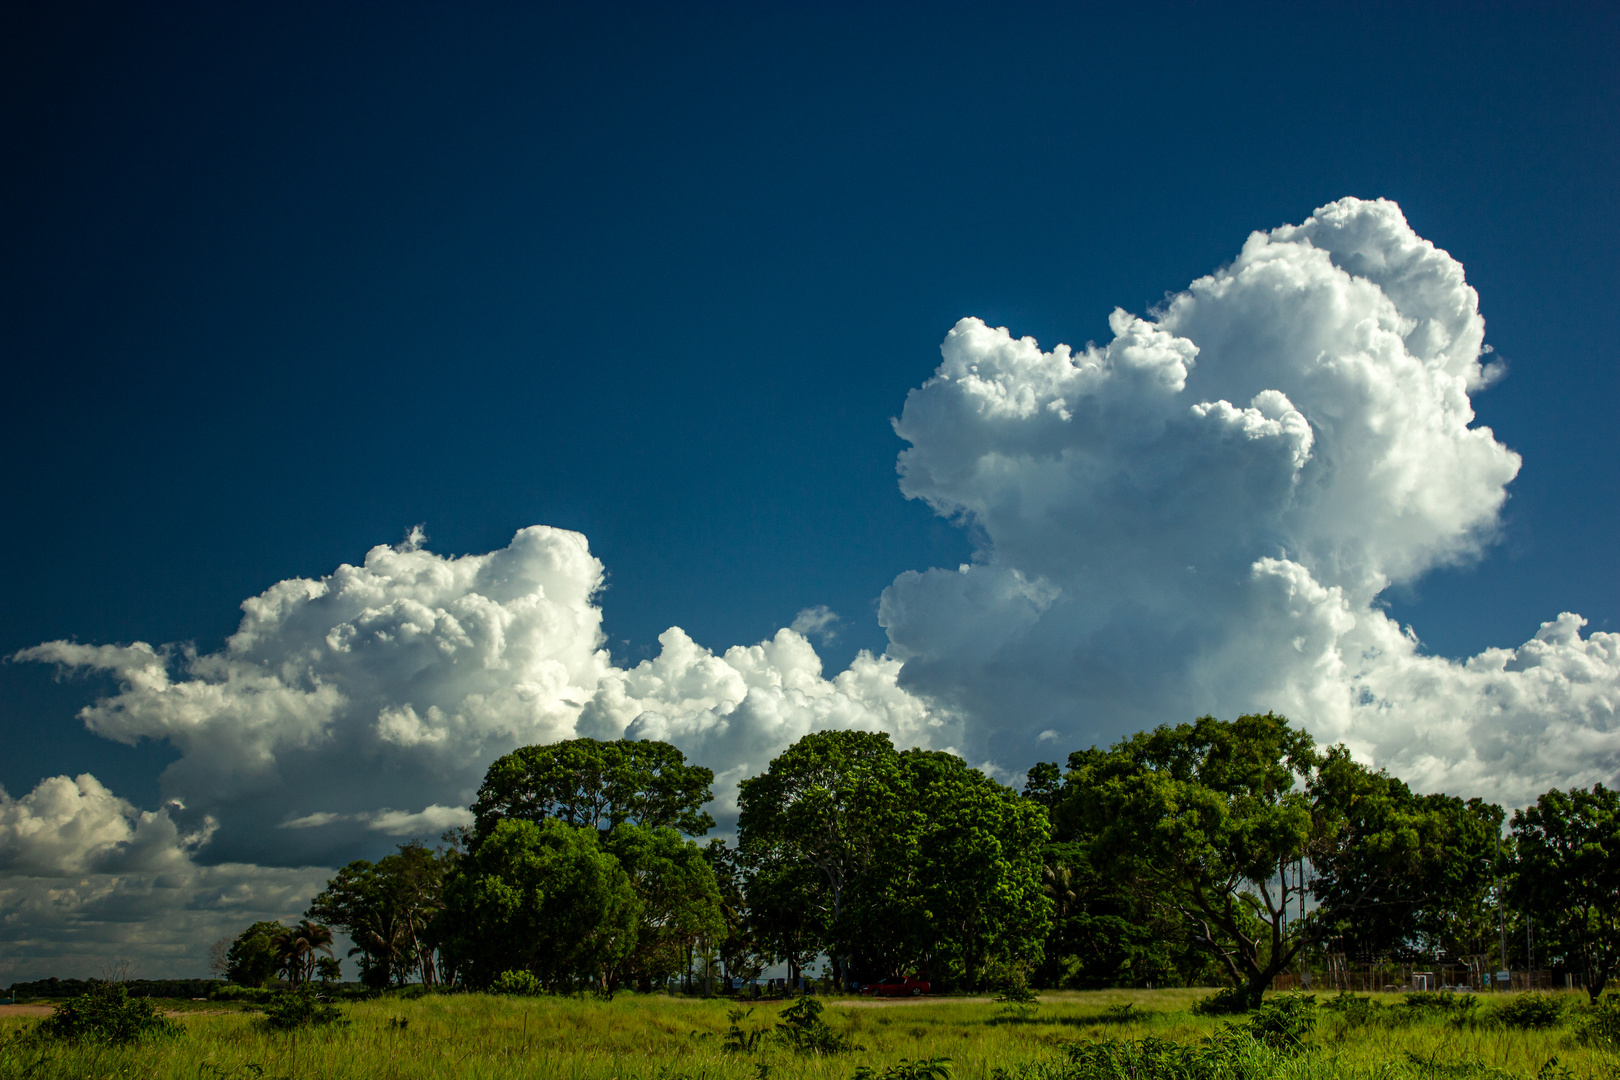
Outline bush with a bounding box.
[262,986,346,1031]
[724,1007,767,1053]
[490,969,544,996]
[210,984,276,1004]
[991,959,1038,1012]
[1406,991,1482,1027]
[1052,1033,1256,1080]
[8,977,220,1000]
[1576,993,1620,1048]
[1243,993,1317,1053]
[853,1058,953,1080]
[776,995,856,1054]
[1191,986,1253,1015]
[34,982,182,1044]
[1493,993,1565,1030]
[1322,991,1385,1028]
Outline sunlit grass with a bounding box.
[1,989,1614,1080]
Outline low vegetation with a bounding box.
[25,981,182,1045]
[3,989,1617,1080]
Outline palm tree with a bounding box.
[274,919,336,984]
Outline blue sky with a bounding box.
[1,2,1616,977]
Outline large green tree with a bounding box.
[602,823,726,991]
[702,839,769,986]
[1022,835,1196,989]
[892,750,1051,989]
[737,730,1050,989]
[743,843,830,984]
[1066,713,1497,1008]
[439,818,640,991]
[1307,751,1500,960]
[223,920,286,987]
[472,737,715,838]
[307,841,452,988]
[272,919,335,985]
[1024,764,1202,989]
[1511,783,1620,1000]
[736,729,897,984]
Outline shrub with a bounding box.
[1055,1033,1254,1080]
[994,975,1038,1019]
[724,1007,767,1053]
[1493,993,1565,1030]
[262,986,346,1031]
[1191,986,1252,1015]
[853,1058,953,1080]
[776,995,856,1054]
[1576,992,1620,1048]
[1405,991,1482,1027]
[210,984,276,1004]
[992,960,1038,1014]
[490,969,544,996]
[34,982,182,1045]
[1243,993,1317,1053]
[1322,991,1385,1028]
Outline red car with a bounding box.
[865,976,931,997]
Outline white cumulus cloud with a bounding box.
[18,527,944,868]
[7,196,1615,977]
[879,196,1617,804]
[578,626,947,816]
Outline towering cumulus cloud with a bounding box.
[881,197,1618,802]
[8,197,1616,978]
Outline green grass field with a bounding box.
[2,989,1615,1080]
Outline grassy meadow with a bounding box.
[2,989,1616,1080]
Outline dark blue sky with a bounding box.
[4,0,1616,809]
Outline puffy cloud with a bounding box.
[18,528,944,866]
[789,605,841,643]
[8,196,1615,977]
[0,775,325,982]
[0,774,206,877]
[881,197,1617,804]
[579,627,948,815]
[17,526,618,865]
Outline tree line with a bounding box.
[219,714,1619,1005]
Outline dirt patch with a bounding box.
[0,1004,53,1017]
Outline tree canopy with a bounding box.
[738,730,1050,988]
[1511,783,1620,999]
[1053,713,1497,1006]
[471,737,716,838]
[267,715,1609,1002]
[223,920,286,987]
[441,817,641,991]
[306,841,451,988]
[603,823,726,991]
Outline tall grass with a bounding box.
[1,990,1613,1080]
